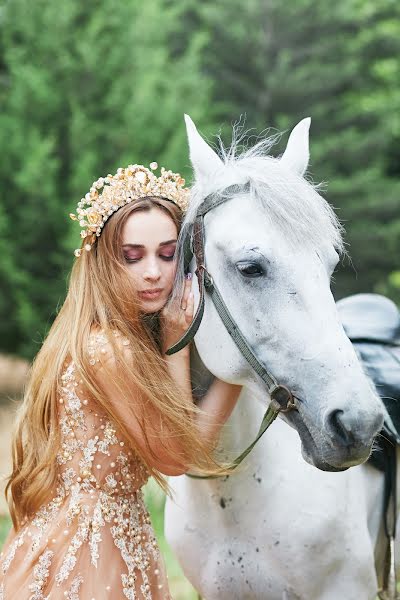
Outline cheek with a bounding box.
[163,262,176,287]
[125,264,142,285]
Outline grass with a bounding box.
[0,514,10,547]
[0,480,198,600]
[144,479,198,599]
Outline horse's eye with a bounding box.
[237,261,264,278]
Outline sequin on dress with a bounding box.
[0,329,171,599]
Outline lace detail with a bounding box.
[0,329,170,599]
[1,531,25,574]
[65,574,84,600]
[28,549,53,600]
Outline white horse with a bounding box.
[164,115,392,600]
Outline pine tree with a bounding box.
[193,0,400,302]
[0,0,216,358]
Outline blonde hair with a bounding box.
[6,197,227,531]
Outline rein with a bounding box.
[166,183,297,478]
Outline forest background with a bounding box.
[0,0,399,597]
[0,0,399,360]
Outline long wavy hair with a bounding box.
[6,197,227,531]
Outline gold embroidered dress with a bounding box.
[0,330,170,599]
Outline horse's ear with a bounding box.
[184,114,224,181]
[280,117,311,176]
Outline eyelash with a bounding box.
[124,255,175,264]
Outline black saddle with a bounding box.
[337,293,400,470]
[337,293,400,589]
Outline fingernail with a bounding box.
[185,272,193,280]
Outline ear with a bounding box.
[280,117,311,176]
[184,114,224,181]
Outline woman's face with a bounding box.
[121,208,178,313]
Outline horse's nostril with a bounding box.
[327,409,355,447]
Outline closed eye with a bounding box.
[159,254,175,261]
[124,254,175,263]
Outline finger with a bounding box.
[181,294,187,311]
[185,291,194,323]
[181,275,193,310]
[182,279,192,306]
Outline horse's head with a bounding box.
[176,114,384,472]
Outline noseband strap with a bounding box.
[166,183,297,477]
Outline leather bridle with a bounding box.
[166,182,297,478]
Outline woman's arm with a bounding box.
[163,346,242,450]
[193,379,242,449]
[161,276,242,451]
[94,345,193,476]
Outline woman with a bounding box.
[0,162,242,599]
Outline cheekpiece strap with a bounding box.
[166,182,250,355]
[165,217,206,355]
[187,401,281,479]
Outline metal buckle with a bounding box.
[270,385,297,413]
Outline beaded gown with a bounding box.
[0,329,171,599]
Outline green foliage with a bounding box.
[0,0,217,358]
[143,480,198,598]
[0,514,11,547]
[0,0,399,360]
[193,0,400,303]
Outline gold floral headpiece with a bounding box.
[69,162,190,257]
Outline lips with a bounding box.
[139,288,163,299]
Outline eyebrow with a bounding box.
[122,239,177,249]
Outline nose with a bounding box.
[325,408,383,449]
[143,260,161,282]
[326,410,354,446]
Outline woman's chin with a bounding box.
[140,299,165,314]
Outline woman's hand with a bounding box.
[161,274,194,353]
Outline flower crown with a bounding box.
[69,162,190,257]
